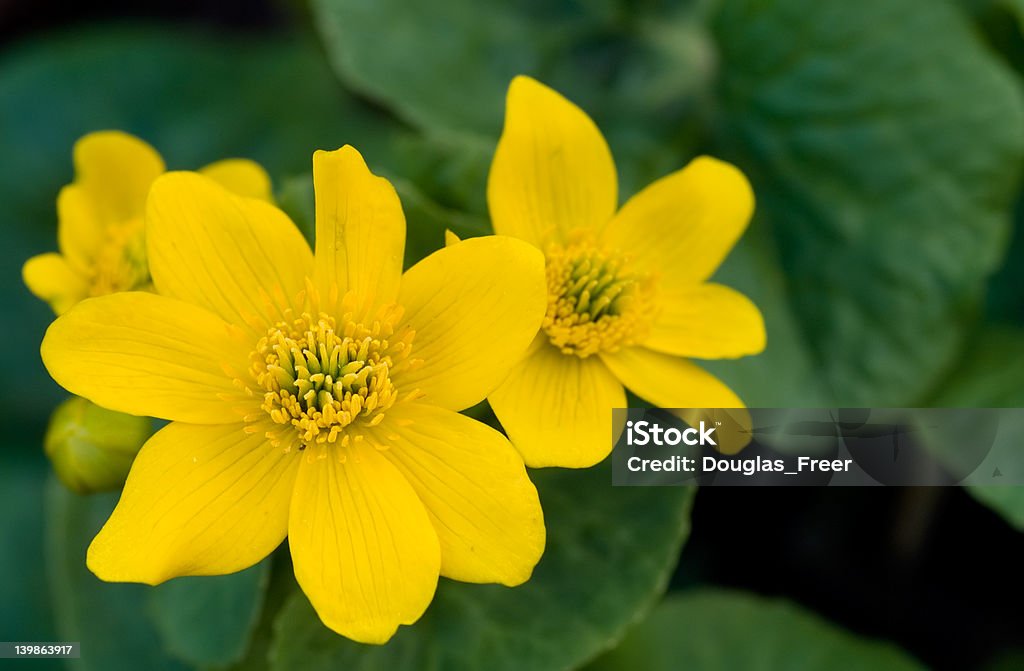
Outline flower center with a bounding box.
[543,240,653,358]
[90,218,150,296]
[249,308,414,448]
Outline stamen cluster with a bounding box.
[90,219,150,296]
[250,307,414,448]
[543,240,652,357]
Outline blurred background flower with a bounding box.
[3,1,1024,670]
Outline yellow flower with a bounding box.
[487,76,766,468]
[40,146,548,643]
[23,130,271,315]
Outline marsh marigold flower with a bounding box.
[22,130,271,315]
[41,145,548,643]
[487,76,766,468]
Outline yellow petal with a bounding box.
[22,252,89,315]
[313,146,405,317]
[600,346,744,408]
[370,402,544,585]
[73,130,165,222]
[57,132,164,275]
[602,156,754,284]
[56,133,157,266]
[488,75,617,246]
[56,185,103,276]
[645,282,766,358]
[395,236,546,412]
[200,159,273,201]
[289,442,440,644]
[146,172,312,329]
[41,292,251,423]
[87,421,298,584]
[443,229,461,247]
[490,339,626,468]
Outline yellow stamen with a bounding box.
[249,305,415,448]
[543,238,654,357]
[90,217,150,296]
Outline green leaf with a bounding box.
[0,26,399,430]
[390,177,491,267]
[312,0,545,135]
[312,0,712,135]
[928,327,1024,528]
[587,589,925,671]
[1008,0,1024,24]
[310,0,714,195]
[148,561,271,668]
[269,463,694,671]
[713,0,1024,405]
[44,479,187,671]
[987,196,1024,322]
[703,224,834,407]
[221,552,301,671]
[965,0,1024,60]
[385,131,495,218]
[276,175,318,248]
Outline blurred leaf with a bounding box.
[276,174,317,247]
[311,0,714,195]
[703,224,834,407]
[314,0,535,135]
[928,327,1024,529]
[269,463,694,671]
[987,196,1024,323]
[963,0,1024,75]
[391,177,490,267]
[959,0,1024,326]
[222,552,299,671]
[0,452,60,670]
[148,561,270,668]
[311,0,711,135]
[1010,0,1024,23]
[586,589,925,671]
[386,131,495,217]
[45,480,187,671]
[713,0,1024,405]
[0,26,400,431]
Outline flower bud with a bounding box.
[44,396,151,494]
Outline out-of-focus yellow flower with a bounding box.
[487,76,766,468]
[40,145,547,644]
[22,131,271,315]
[44,396,152,495]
